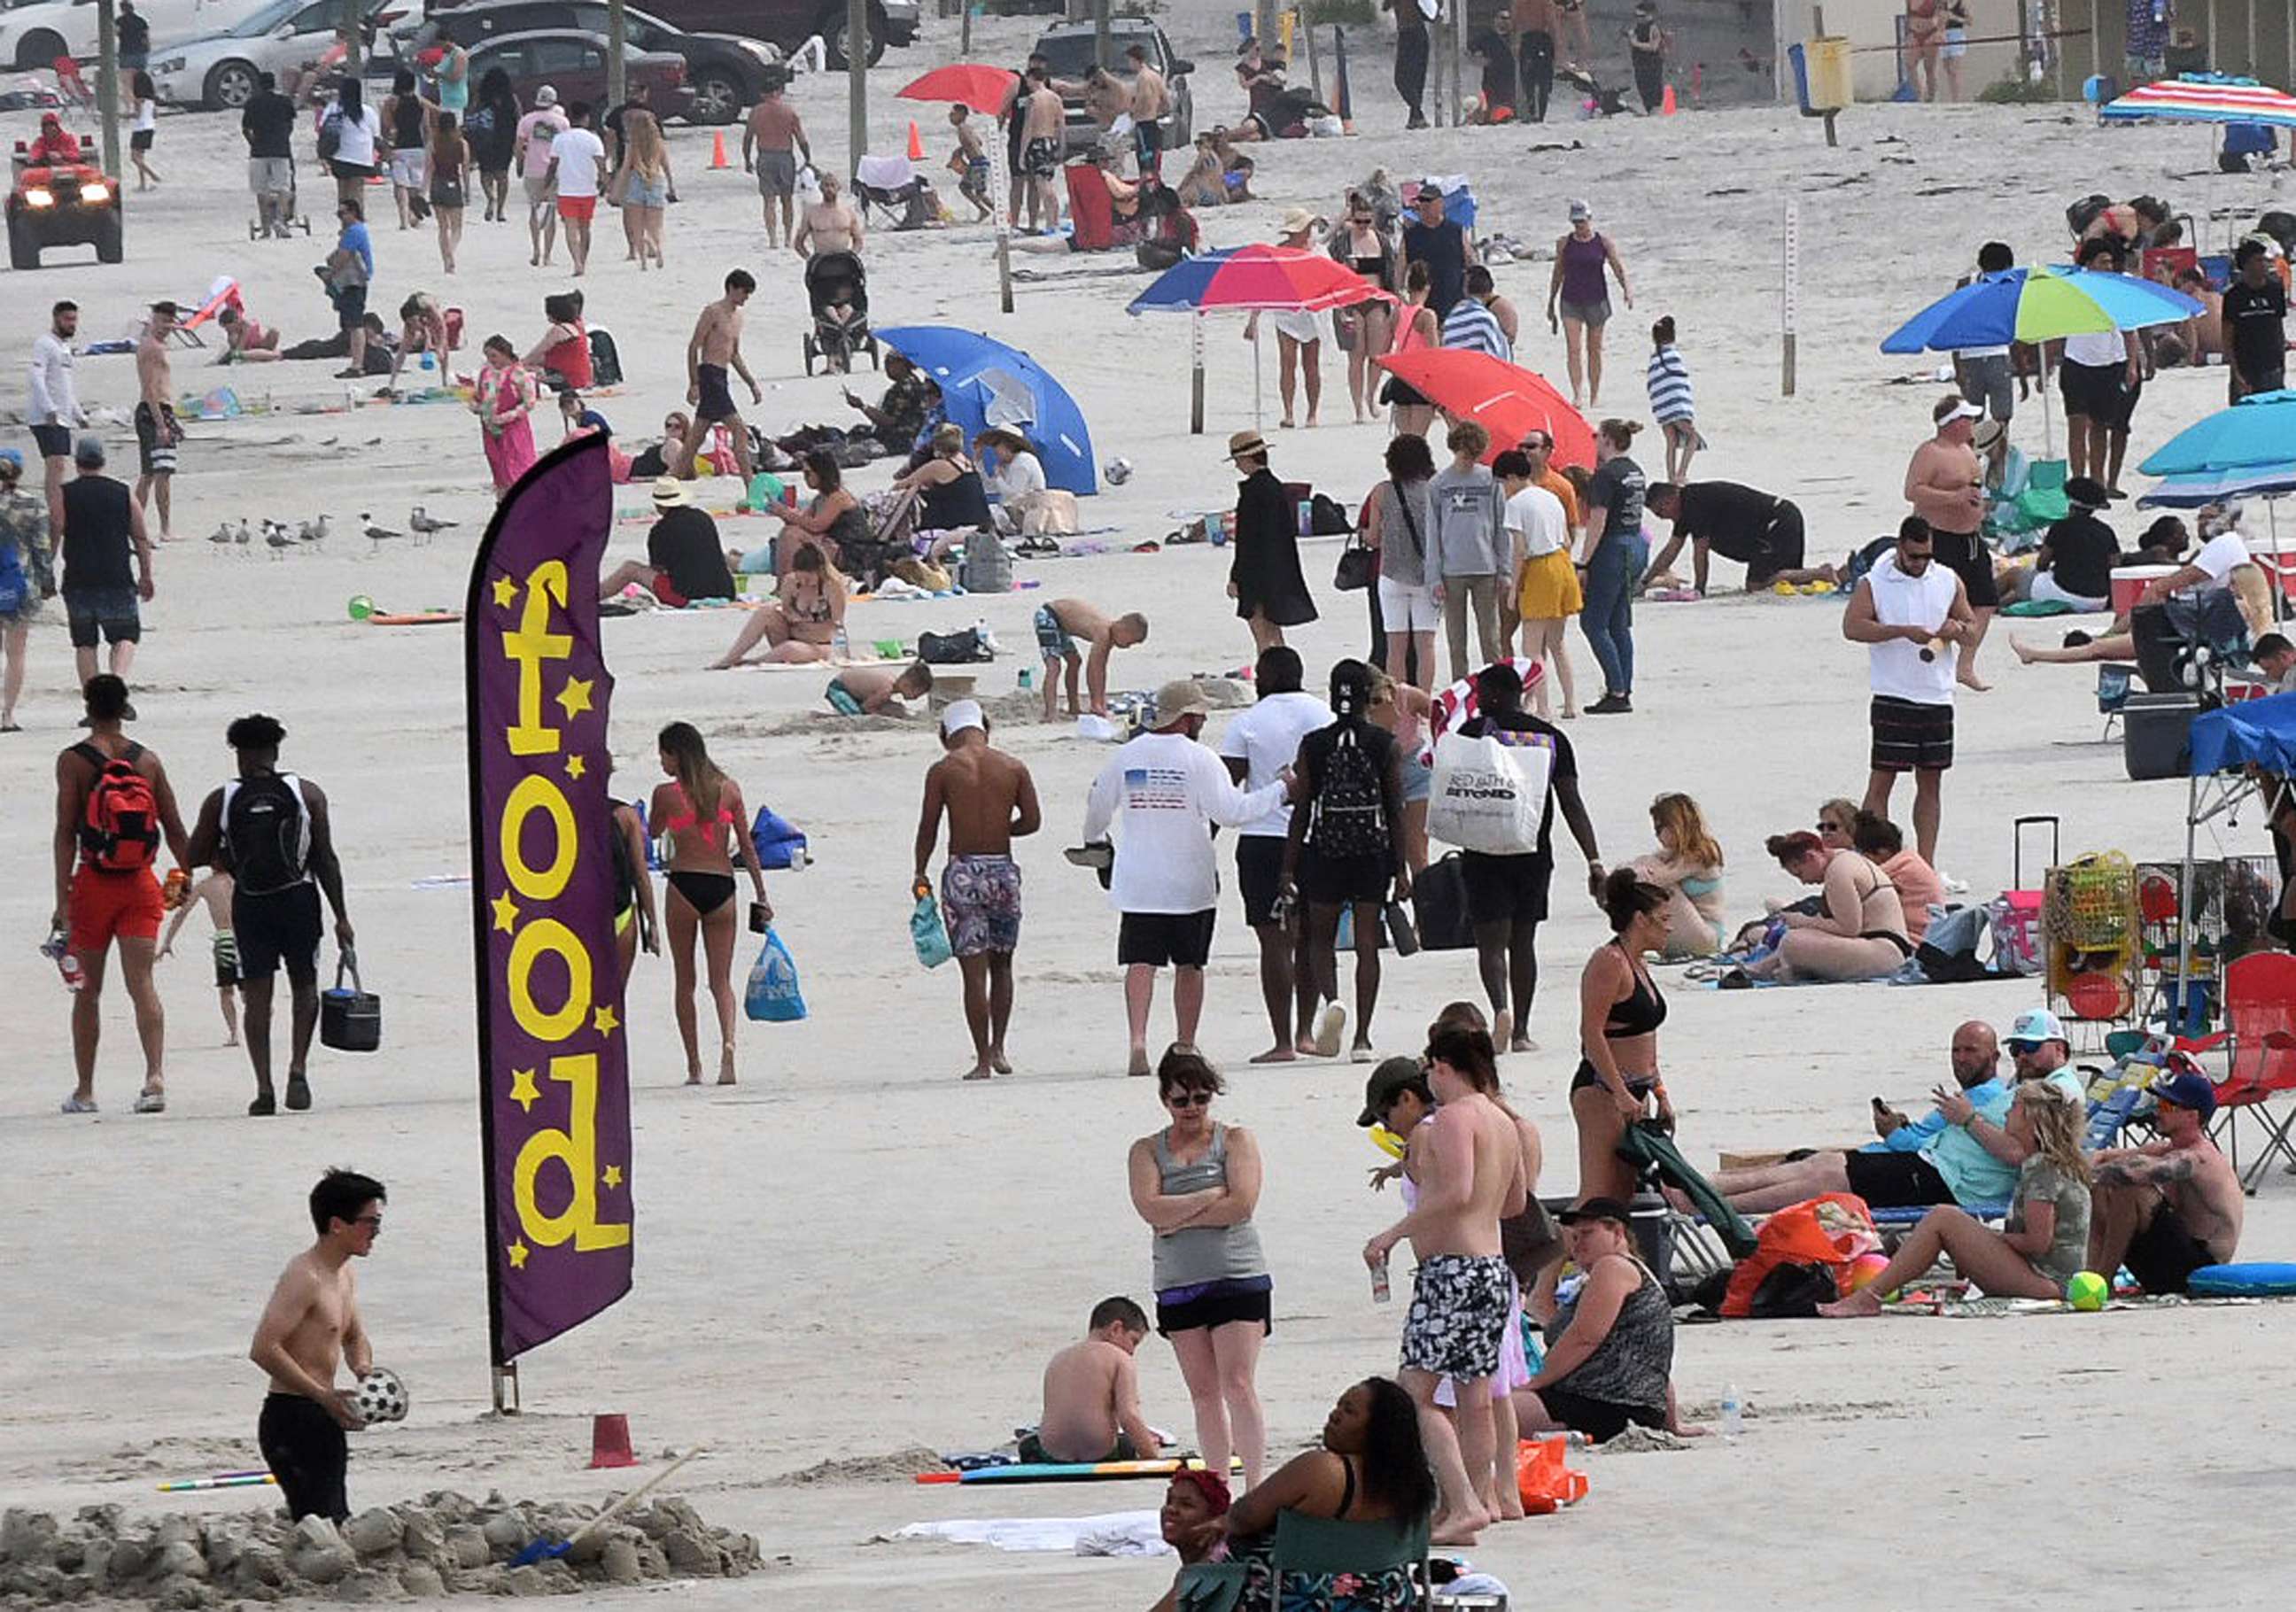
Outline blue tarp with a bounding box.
[2189,691,2296,775]
[874,325,1097,496]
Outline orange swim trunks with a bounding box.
[556,194,597,222]
[68,864,164,953]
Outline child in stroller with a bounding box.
[803,249,880,376]
[853,153,946,231]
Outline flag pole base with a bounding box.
[492,1362,522,1415]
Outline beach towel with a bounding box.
[891,1512,1166,1555]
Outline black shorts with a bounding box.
[134,400,177,477]
[1743,502,1807,586]
[31,422,71,459]
[64,587,141,648]
[1533,1386,1665,1444]
[1462,849,1551,926]
[1119,909,1215,969]
[131,128,154,152]
[1018,1430,1139,1465]
[694,362,738,423]
[2060,358,2128,424]
[1929,526,1997,608]
[2123,1202,2216,1295]
[1298,847,1392,909]
[330,282,368,332]
[233,882,323,984]
[1842,1149,1957,1209]
[1155,1276,1273,1337]
[1235,834,1286,928]
[259,1391,348,1523]
[1869,695,1954,774]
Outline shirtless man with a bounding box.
[1018,68,1066,232]
[914,700,1043,1079]
[2088,1066,2245,1294]
[671,270,762,484]
[134,303,180,542]
[791,172,864,260]
[249,1168,385,1522]
[947,104,991,221]
[1127,43,1168,178]
[1025,1296,1162,1464]
[1904,395,1993,690]
[55,673,190,1115]
[1362,1025,1526,1546]
[743,77,811,245]
[1033,598,1148,722]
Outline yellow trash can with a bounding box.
[1808,35,1852,110]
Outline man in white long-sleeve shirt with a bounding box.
[29,300,84,512]
[1083,678,1288,1076]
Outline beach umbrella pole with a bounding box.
[1253,324,1263,429]
[988,152,1013,314]
[1191,312,1205,436]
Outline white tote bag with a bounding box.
[1426,729,1551,855]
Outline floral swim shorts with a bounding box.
[1400,1252,1512,1382]
[942,853,1022,957]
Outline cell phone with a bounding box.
[749,902,769,934]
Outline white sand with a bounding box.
[4,12,2294,1608]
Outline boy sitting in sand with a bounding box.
[1021,1296,1164,1466]
[1035,599,1148,723]
[826,659,932,717]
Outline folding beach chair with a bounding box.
[1176,1512,1434,1612]
[167,276,243,350]
[2210,950,2296,1191]
[1615,1120,1757,1278]
[1063,163,1115,252]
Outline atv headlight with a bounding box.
[78,182,109,203]
[23,186,53,207]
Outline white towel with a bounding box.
[890,1510,1169,1556]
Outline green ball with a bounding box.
[2066,1270,2109,1312]
[347,594,376,622]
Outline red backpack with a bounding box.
[74,741,160,873]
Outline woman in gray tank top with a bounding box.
[1517,1198,1680,1444]
[1127,1050,1272,1490]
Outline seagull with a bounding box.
[307,513,330,545]
[233,519,252,552]
[208,522,234,546]
[265,521,292,558]
[361,513,401,554]
[407,505,458,539]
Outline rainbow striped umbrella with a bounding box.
[2102,74,2296,128]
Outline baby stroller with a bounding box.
[853,153,944,232]
[802,250,879,376]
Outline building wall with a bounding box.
[1773,0,2025,102]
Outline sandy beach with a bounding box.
[3,6,2294,1606]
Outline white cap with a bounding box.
[940,698,984,737]
[2006,1007,2068,1047]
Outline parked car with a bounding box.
[425,0,916,69]
[449,28,691,120]
[1029,19,1191,156]
[405,0,772,125]
[151,0,400,110]
[0,0,271,72]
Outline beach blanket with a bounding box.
[891,1512,1167,1556]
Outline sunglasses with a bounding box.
[1164,1089,1214,1109]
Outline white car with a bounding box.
[0,0,267,73]
[150,0,395,108]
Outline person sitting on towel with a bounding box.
[1691,1019,2018,1214]
[1020,1296,1165,1467]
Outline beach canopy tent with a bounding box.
[875,325,1096,496]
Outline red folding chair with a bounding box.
[2211,950,2296,1192]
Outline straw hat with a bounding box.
[650,477,691,508]
[1225,430,1269,463]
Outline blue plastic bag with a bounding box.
[911,892,953,969]
[744,928,808,1022]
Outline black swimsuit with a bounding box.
[1572,940,1666,1096]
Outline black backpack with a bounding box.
[919,627,992,664]
[1307,726,1389,858]
[587,326,623,386]
[223,772,310,896]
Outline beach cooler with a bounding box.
[2124,693,2199,780]
[2111,563,2178,618]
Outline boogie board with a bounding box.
[914,1456,1242,1485]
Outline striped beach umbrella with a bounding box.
[2102,74,2296,128]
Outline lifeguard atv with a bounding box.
[9,134,121,268]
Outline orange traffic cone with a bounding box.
[588,1413,640,1469]
[709,129,731,169]
[1661,84,1678,115]
[905,120,926,161]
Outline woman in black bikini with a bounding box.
[1186,1376,1436,1610]
[1744,829,1910,984]
[1329,191,1396,424]
[1571,871,1673,1205]
[649,722,771,1086]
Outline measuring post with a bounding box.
[1780,193,1800,398]
[846,0,866,181]
[1191,312,1206,435]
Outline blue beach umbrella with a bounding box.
[2139,390,2296,477]
[2137,462,2296,508]
[874,325,1097,496]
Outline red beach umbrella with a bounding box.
[1372,348,1595,470]
[896,64,1020,114]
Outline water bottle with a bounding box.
[1720,1383,1742,1440]
[42,927,83,993]
[1369,1252,1391,1305]
[831,622,850,661]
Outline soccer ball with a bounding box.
[1104,456,1133,485]
[2065,1271,2109,1313]
[354,1368,409,1425]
